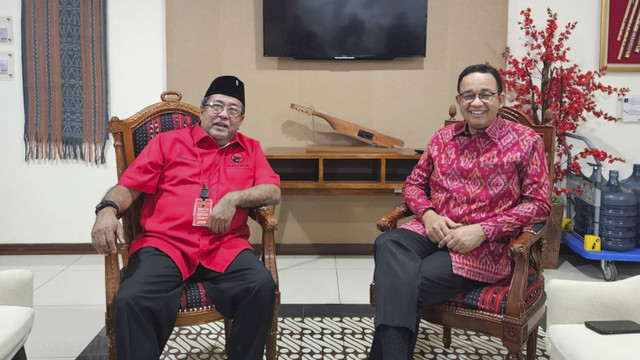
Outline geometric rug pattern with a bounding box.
[77,305,550,360]
[161,317,549,360]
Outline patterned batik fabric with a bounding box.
[401,116,551,283]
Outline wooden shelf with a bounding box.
[265,147,421,195]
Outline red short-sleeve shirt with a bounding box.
[119,125,280,279]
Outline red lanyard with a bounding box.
[192,131,226,200]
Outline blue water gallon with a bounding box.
[621,164,640,190]
[600,170,638,251]
[631,186,640,247]
[588,163,605,184]
[573,197,595,236]
[572,164,600,236]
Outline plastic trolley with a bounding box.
[561,133,640,281]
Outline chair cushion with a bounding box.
[443,268,542,315]
[179,281,214,313]
[120,267,214,313]
[0,305,35,360]
[133,113,197,156]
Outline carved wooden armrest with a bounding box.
[249,205,279,291]
[505,220,547,317]
[249,205,278,233]
[376,203,414,232]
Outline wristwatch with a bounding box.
[95,200,120,215]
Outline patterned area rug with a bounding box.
[78,305,549,359]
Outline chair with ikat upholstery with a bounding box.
[104,91,279,360]
[370,106,555,360]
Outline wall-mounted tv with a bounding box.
[263,0,428,60]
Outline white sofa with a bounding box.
[0,269,35,360]
[546,275,640,360]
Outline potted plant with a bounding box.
[497,8,630,268]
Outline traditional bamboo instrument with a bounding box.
[618,0,640,60]
[625,7,640,58]
[618,0,636,41]
[290,103,404,148]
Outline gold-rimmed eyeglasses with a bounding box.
[458,91,499,103]
[203,102,243,119]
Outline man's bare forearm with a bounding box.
[101,184,142,215]
[222,184,281,208]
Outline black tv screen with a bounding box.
[263,0,428,60]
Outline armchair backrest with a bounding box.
[107,91,200,256]
[445,105,556,184]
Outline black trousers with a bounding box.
[370,229,487,359]
[114,247,275,360]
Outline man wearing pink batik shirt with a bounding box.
[369,64,551,360]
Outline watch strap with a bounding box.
[95,200,120,215]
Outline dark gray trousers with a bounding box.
[370,229,487,359]
[114,247,275,360]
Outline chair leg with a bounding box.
[265,313,278,360]
[106,314,116,360]
[11,346,26,360]
[442,325,452,349]
[224,318,232,355]
[504,350,524,360]
[526,326,539,360]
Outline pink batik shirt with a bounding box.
[400,116,551,283]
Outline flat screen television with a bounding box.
[263,0,428,60]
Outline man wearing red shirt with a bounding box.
[369,64,551,359]
[91,76,281,360]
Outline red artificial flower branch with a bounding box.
[497,8,630,196]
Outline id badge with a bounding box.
[193,198,213,226]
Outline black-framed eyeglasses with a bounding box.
[458,91,499,103]
[203,102,243,119]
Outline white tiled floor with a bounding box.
[2,252,640,359]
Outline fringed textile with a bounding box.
[22,0,109,163]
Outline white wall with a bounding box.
[508,0,640,179]
[0,0,637,245]
[0,0,166,244]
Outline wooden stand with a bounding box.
[265,147,421,195]
[305,145,400,154]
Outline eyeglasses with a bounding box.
[458,91,499,103]
[203,102,243,119]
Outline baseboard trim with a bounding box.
[0,243,97,255]
[0,243,373,256]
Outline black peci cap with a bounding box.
[204,75,245,107]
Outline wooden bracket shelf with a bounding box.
[265,147,421,195]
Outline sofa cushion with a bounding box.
[548,324,640,360]
[0,305,35,360]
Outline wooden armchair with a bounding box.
[104,91,279,360]
[370,106,553,360]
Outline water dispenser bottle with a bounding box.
[621,164,640,190]
[572,164,600,236]
[631,186,640,247]
[600,170,638,251]
[573,198,595,236]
